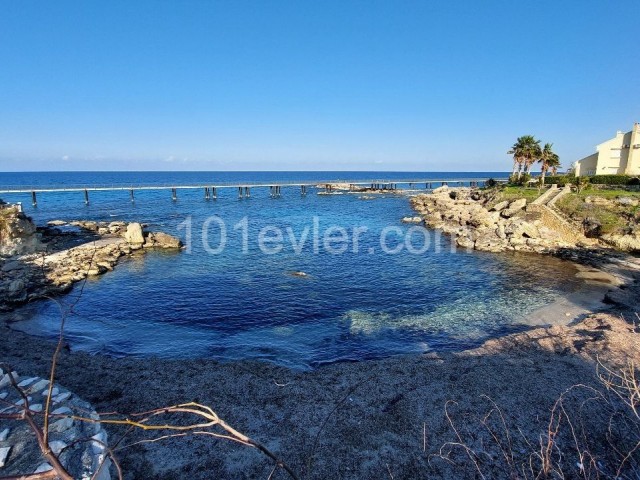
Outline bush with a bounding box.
[628,177,640,186]
[508,173,531,186]
[484,178,498,188]
[588,174,635,185]
[543,175,573,187]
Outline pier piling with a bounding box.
[84,189,90,205]
[130,189,135,202]
[31,191,37,206]
[212,187,217,199]
[172,188,177,201]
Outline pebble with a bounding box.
[0,446,10,467]
[0,372,18,388]
[52,406,73,416]
[28,379,50,393]
[0,428,9,441]
[53,392,72,403]
[49,417,74,433]
[91,431,108,454]
[43,387,60,397]
[34,462,53,473]
[17,377,38,388]
[29,403,43,413]
[48,440,67,455]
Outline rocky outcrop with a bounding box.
[144,231,183,249]
[0,206,41,257]
[124,222,145,247]
[0,219,182,311]
[410,189,575,254]
[601,232,640,252]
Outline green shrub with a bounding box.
[542,175,573,186]
[588,174,635,185]
[508,173,532,186]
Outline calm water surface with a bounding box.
[0,172,579,369]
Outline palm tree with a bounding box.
[538,143,561,185]
[508,135,541,179]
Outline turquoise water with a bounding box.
[0,172,580,369]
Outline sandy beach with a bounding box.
[1,285,638,479]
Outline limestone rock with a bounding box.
[432,185,449,194]
[501,198,527,218]
[124,222,145,245]
[144,232,183,249]
[490,200,509,212]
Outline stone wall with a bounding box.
[0,368,111,479]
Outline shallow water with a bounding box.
[1,172,581,369]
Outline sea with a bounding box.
[0,171,581,370]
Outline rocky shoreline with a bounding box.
[0,207,182,312]
[410,186,582,254]
[410,186,640,312]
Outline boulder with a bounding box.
[47,220,67,226]
[520,222,540,239]
[432,185,449,194]
[144,232,182,249]
[501,198,527,218]
[582,217,602,238]
[124,223,145,245]
[475,232,506,252]
[616,197,639,207]
[456,235,475,250]
[490,200,509,212]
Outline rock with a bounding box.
[8,279,25,294]
[521,222,540,239]
[582,217,602,238]
[0,446,10,467]
[616,197,639,207]
[49,417,74,433]
[144,232,182,249]
[456,235,475,249]
[501,199,527,218]
[601,233,640,252]
[34,463,53,473]
[81,221,98,231]
[401,216,423,223]
[1,260,23,272]
[490,200,509,212]
[475,232,506,252]
[432,185,449,194]
[97,227,109,235]
[124,222,145,245]
[585,196,613,206]
[291,271,308,277]
[0,207,41,256]
[47,220,67,226]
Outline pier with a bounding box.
[0,177,505,206]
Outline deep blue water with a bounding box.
[0,172,580,369]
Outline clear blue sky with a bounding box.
[0,1,638,172]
